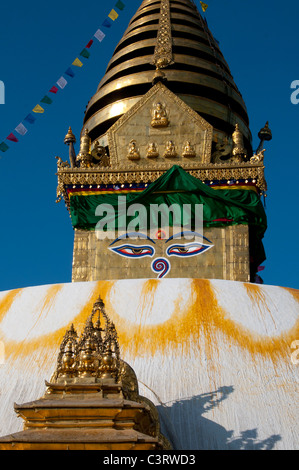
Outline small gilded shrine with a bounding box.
[56,0,271,284]
[0,297,169,450]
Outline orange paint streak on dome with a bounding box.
[2,282,114,370]
[0,289,22,325]
[112,280,299,365]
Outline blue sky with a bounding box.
[0,0,298,291]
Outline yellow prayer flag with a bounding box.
[72,58,83,67]
[32,104,44,114]
[108,9,119,21]
[200,1,208,12]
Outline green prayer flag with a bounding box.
[115,0,125,11]
[41,95,53,105]
[0,142,9,152]
[80,48,90,59]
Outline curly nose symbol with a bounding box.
[151,258,171,279]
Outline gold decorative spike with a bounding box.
[256,121,272,154]
[127,140,140,160]
[77,128,93,168]
[64,126,76,145]
[152,0,174,69]
[151,102,169,128]
[53,324,78,380]
[232,124,247,162]
[258,121,272,143]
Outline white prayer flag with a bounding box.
[94,29,106,42]
[56,76,68,89]
[15,123,28,136]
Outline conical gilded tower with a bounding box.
[83,0,252,154]
[56,0,269,284]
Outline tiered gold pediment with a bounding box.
[107,81,213,170]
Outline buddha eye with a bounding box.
[109,244,155,258]
[166,242,213,257]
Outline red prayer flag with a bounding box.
[86,39,93,48]
[6,133,18,142]
[49,86,58,94]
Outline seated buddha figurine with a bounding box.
[151,102,169,128]
[146,142,159,158]
[127,140,140,160]
[163,140,177,158]
[182,141,196,158]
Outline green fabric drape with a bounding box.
[70,165,267,236]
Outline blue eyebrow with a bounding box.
[109,232,156,246]
[165,231,212,244]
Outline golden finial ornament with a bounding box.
[77,128,93,168]
[52,296,121,384]
[64,127,76,168]
[256,121,272,154]
[64,126,76,145]
[54,323,78,380]
[232,124,247,162]
[258,121,272,143]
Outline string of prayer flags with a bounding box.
[0,0,126,153]
[32,104,44,114]
[200,1,208,12]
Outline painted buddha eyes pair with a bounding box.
[110,242,211,258]
[108,231,214,278]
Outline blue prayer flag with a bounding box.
[102,18,112,28]
[24,113,37,124]
[65,67,75,78]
